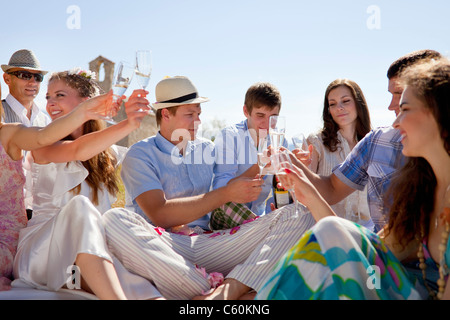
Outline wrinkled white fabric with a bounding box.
[13,148,161,299]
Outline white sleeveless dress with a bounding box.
[13,147,161,299]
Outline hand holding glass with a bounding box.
[271,150,301,216]
[256,135,270,178]
[269,115,286,152]
[292,133,310,162]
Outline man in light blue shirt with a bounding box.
[213,82,286,215]
[121,76,263,230]
[122,132,216,229]
[111,76,316,300]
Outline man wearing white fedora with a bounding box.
[2,49,50,127]
[103,76,316,299]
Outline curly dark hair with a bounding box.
[321,79,372,152]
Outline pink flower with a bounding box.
[208,272,224,288]
[196,265,207,278]
[154,227,165,236]
[242,216,259,224]
[209,232,222,238]
[229,226,240,235]
[196,265,224,295]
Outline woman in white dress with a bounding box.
[13,69,160,299]
[306,79,374,229]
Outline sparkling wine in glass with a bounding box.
[292,133,310,161]
[256,135,270,178]
[106,61,135,125]
[135,50,153,114]
[269,115,286,152]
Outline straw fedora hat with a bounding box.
[1,49,48,74]
[152,76,209,110]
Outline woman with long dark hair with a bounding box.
[307,79,372,229]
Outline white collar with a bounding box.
[5,94,41,125]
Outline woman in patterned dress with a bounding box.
[256,58,450,300]
[0,82,114,291]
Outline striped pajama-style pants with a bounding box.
[103,204,316,300]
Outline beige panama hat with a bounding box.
[1,49,48,74]
[152,76,209,110]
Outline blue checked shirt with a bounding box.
[333,126,405,232]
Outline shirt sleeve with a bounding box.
[121,144,163,201]
[213,128,239,189]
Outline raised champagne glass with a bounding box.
[105,61,135,124]
[135,50,153,114]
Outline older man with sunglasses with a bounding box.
[2,49,50,127]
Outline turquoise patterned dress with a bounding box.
[256,216,450,300]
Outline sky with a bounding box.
[1,0,449,140]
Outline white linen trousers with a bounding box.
[103,203,316,300]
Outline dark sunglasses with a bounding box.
[7,71,44,83]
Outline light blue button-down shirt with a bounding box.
[213,120,288,215]
[121,132,215,230]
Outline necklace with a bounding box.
[417,212,449,300]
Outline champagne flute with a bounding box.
[292,133,310,161]
[269,115,286,152]
[256,135,270,178]
[271,150,301,217]
[105,61,135,124]
[135,50,154,115]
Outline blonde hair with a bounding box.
[49,71,119,205]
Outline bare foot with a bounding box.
[192,279,251,300]
[0,277,12,291]
[239,290,257,300]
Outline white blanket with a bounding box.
[0,279,97,300]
